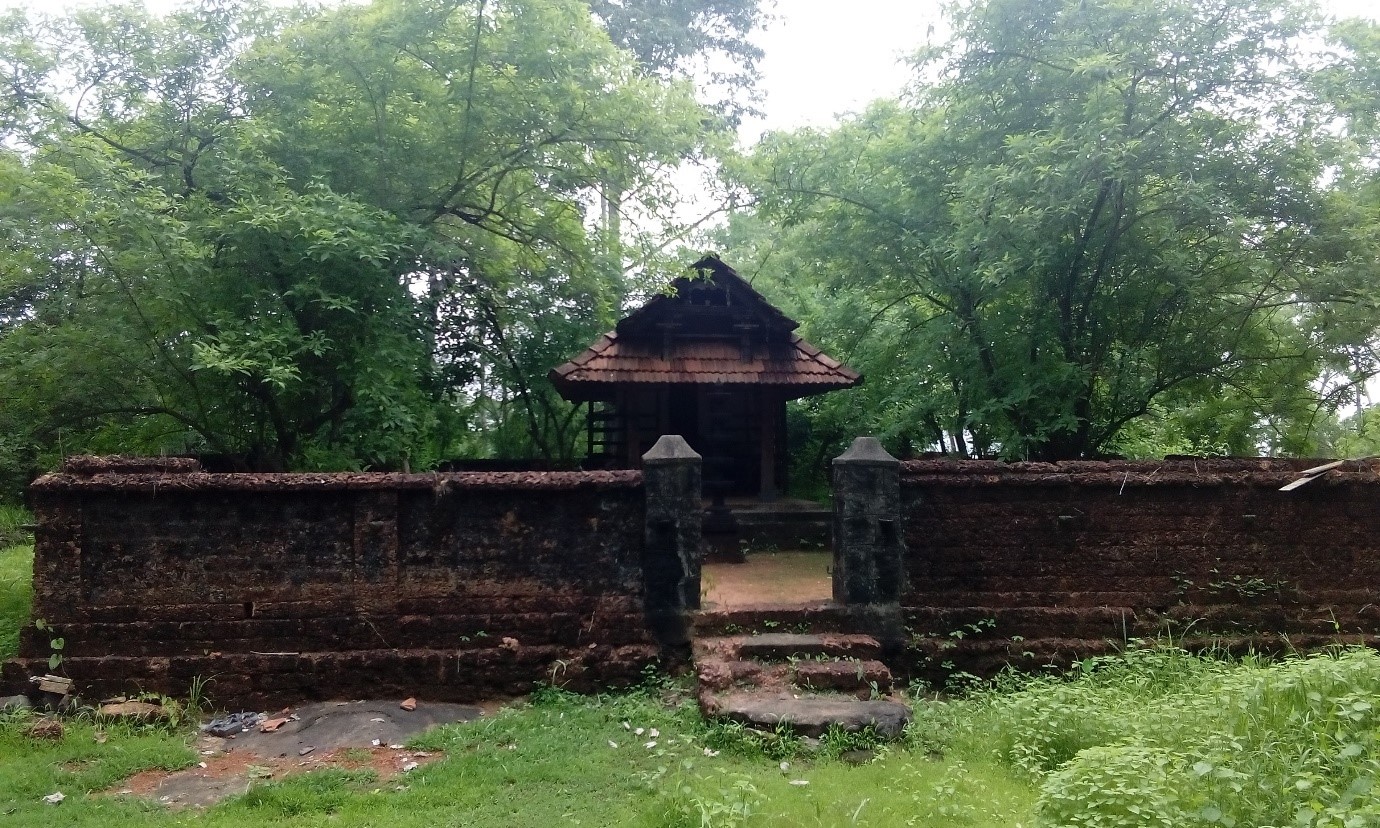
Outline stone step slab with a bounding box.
[695,659,765,693]
[691,603,852,637]
[734,633,881,662]
[707,693,911,738]
[793,660,892,694]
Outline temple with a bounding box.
[549,255,861,500]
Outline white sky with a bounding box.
[744,0,943,140]
[745,0,1380,143]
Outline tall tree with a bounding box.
[588,0,768,125]
[0,0,711,475]
[740,0,1380,460]
[584,0,769,285]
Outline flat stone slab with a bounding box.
[712,694,910,738]
[734,633,881,662]
[793,660,892,693]
[696,659,764,692]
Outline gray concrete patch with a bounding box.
[139,769,253,810]
[222,699,482,758]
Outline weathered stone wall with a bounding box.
[900,458,1380,680]
[6,458,669,706]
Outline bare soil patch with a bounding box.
[104,698,496,809]
[702,550,832,608]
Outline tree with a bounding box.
[0,0,713,475]
[740,0,1380,460]
[588,0,769,126]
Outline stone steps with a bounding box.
[735,632,882,662]
[691,602,853,637]
[693,631,911,739]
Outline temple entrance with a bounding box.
[701,548,833,608]
[698,497,835,610]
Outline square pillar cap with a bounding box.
[834,436,899,466]
[642,434,702,464]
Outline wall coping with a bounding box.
[899,457,1380,488]
[32,466,643,494]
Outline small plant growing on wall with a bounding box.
[33,618,64,672]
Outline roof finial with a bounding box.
[689,252,725,279]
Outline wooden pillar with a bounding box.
[758,389,778,502]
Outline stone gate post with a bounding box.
[641,435,703,646]
[832,436,905,649]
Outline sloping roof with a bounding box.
[615,255,800,338]
[550,256,861,401]
[549,330,861,400]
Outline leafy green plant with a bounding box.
[1205,569,1292,601]
[662,769,762,828]
[32,618,64,672]
[1038,745,1188,828]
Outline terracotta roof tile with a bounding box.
[549,332,861,399]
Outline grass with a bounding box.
[0,538,33,661]
[925,645,1380,827]
[0,685,1036,827]
[0,504,32,550]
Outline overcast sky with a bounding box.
[745,0,1380,143]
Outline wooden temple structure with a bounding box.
[549,256,861,500]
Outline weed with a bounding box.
[32,617,64,673]
[0,542,33,660]
[817,724,887,759]
[1205,569,1292,600]
[956,645,1380,828]
[0,505,32,550]
[661,769,762,827]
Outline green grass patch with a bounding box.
[0,686,1036,827]
[0,713,197,826]
[0,543,33,661]
[944,645,1380,827]
[1,648,1377,825]
[0,505,32,550]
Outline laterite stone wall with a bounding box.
[900,458,1380,679]
[4,457,664,706]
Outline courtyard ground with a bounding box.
[701,550,832,608]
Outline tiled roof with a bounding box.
[549,331,861,399]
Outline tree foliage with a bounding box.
[588,0,769,125]
[0,0,726,481]
[736,0,1380,460]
